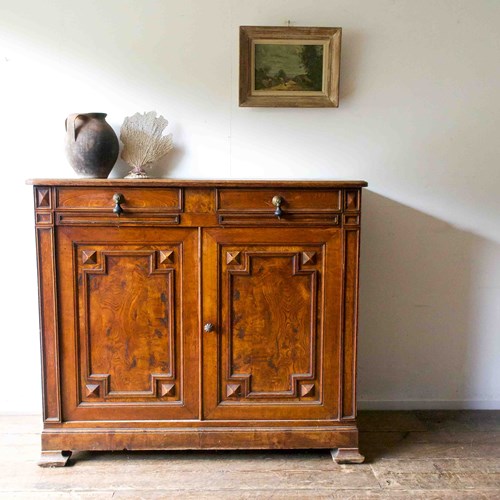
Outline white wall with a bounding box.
[1,0,499,413]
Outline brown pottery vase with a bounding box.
[65,113,119,178]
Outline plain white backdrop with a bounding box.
[0,0,499,413]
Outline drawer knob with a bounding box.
[272,195,283,219]
[112,193,124,216]
[204,323,215,333]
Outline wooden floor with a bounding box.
[0,411,498,499]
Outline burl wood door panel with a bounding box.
[57,227,199,421]
[202,228,343,421]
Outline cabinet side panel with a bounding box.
[342,228,360,419]
[36,227,61,422]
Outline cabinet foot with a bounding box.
[38,450,72,467]
[331,447,365,464]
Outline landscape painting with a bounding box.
[254,42,324,93]
[239,26,341,107]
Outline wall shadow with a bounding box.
[358,190,498,407]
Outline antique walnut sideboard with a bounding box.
[28,179,367,466]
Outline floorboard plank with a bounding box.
[0,411,499,498]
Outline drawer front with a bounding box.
[216,188,342,214]
[56,187,183,212]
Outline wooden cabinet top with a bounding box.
[27,179,368,188]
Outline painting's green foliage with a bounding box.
[300,45,323,91]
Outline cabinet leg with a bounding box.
[331,447,364,464]
[38,450,72,467]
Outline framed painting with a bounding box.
[239,26,342,108]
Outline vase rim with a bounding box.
[80,112,108,118]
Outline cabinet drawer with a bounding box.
[216,188,342,213]
[56,187,183,212]
[216,188,342,224]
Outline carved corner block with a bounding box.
[344,190,360,212]
[35,188,51,209]
[159,250,174,264]
[226,383,241,398]
[300,383,315,397]
[301,251,316,265]
[82,250,98,265]
[160,382,176,397]
[226,251,242,265]
[85,383,100,398]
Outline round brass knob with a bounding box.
[112,193,124,216]
[272,195,283,218]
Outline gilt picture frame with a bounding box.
[239,26,342,108]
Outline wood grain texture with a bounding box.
[229,253,315,394]
[202,227,343,422]
[35,225,61,423]
[30,180,365,463]
[56,187,182,211]
[216,188,342,212]
[57,227,199,422]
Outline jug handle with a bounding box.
[65,114,84,141]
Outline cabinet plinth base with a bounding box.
[331,447,364,464]
[38,450,72,467]
[41,426,360,458]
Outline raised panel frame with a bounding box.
[202,227,343,421]
[224,250,319,400]
[78,248,178,402]
[56,226,199,422]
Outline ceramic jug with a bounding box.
[65,113,119,178]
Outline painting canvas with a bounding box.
[240,26,341,107]
[254,42,325,94]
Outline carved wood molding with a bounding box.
[77,246,179,402]
[223,249,321,401]
[35,187,52,209]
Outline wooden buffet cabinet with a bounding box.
[29,179,367,466]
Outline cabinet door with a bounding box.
[57,226,199,421]
[202,228,342,420]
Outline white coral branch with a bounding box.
[120,111,173,172]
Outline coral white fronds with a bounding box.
[120,111,173,178]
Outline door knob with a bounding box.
[204,323,215,333]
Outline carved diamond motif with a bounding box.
[226,383,241,398]
[160,382,175,397]
[302,251,316,265]
[36,188,50,208]
[346,191,358,210]
[85,383,100,398]
[300,383,315,397]
[82,250,97,265]
[159,250,174,264]
[226,251,241,265]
